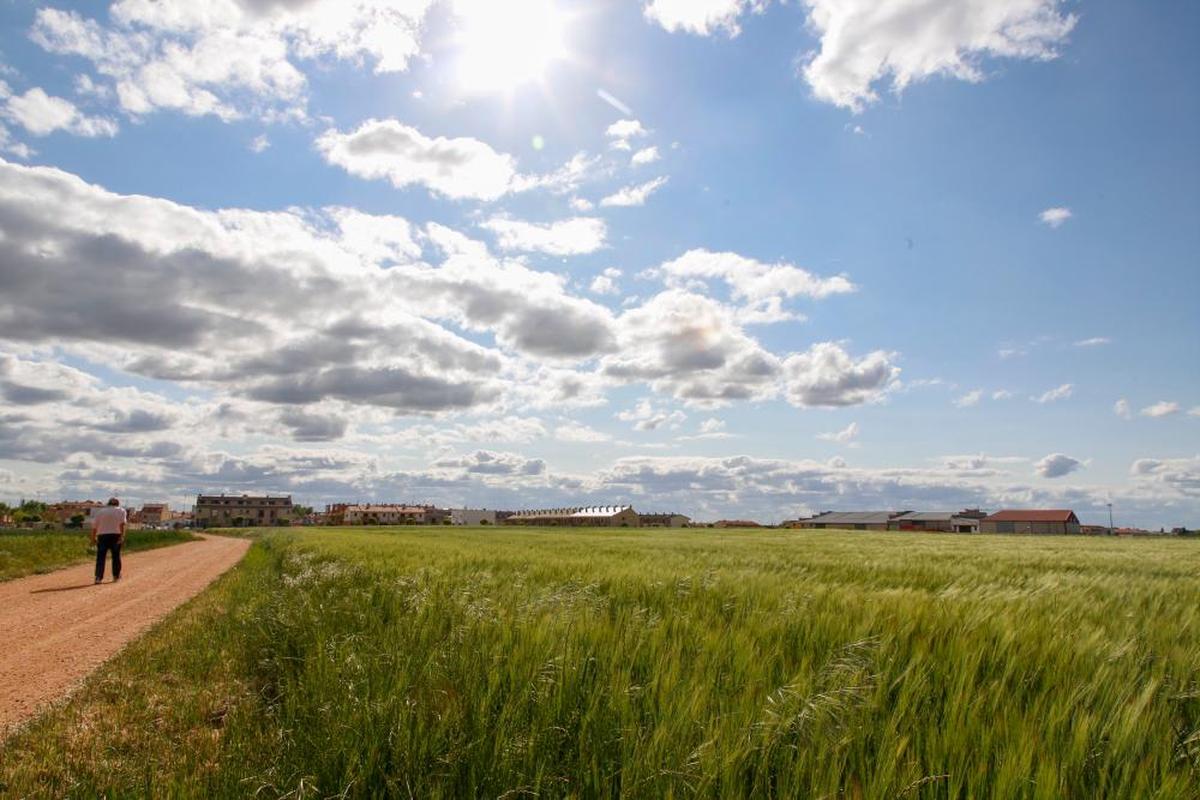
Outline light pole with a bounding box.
[1107,502,1114,536]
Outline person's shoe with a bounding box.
[113,576,121,582]
[94,578,103,585]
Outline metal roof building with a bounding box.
[980,510,1080,535]
[793,511,898,530]
[505,505,641,527]
[889,511,981,533]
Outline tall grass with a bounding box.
[0,528,198,582]
[2,527,1198,798]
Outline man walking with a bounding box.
[91,497,126,584]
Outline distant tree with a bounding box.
[293,505,314,517]
[19,500,47,516]
[67,514,86,529]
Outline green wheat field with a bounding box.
[2,527,1198,798]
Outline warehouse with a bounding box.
[980,510,1080,535]
[505,505,640,527]
[889,512,980,533]
[638,512,691,528]
[793,511,897,531]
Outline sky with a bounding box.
[0,0,1196,527]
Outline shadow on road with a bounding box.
[30,584,99,594]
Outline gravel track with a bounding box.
[0,533,250,738]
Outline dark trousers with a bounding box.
[95,533,122,581]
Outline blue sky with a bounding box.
[0,0,1196,527]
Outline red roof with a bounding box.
[983,510,1078,523]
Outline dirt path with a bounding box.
[0,533,250,738]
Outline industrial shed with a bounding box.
[794,511,897,531]
[505,505,640,527]
[889,512,980,533]
[980,510,1080,535]
[638,512,691,528]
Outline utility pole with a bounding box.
[1107,502,1114,536]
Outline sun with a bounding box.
[452,0,570,94]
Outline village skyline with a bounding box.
[0,1,1196,529]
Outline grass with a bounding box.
[1,527,1198,798]
[0,528,199,582]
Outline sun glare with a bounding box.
[453,0,569,94]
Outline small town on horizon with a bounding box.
[3,494,1195,537]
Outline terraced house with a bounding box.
[194,495,293,528]
[324,504,449,525]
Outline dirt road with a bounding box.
[0,533,250,737]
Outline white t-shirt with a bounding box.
[92,506,127,536]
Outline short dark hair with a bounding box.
[107,497,120,506]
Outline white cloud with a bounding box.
[1131,456,1200,498]
[0,157,632,421]
[631,146,660,166]
[991,389,1014,400]
[0,122,33,160]
[699,417,726,434]
[590,268,622,296]
[954,389,983,408]
[3,87,118,137]
[643,0,761,37]
[555,422,611,443]
[569,196,594,212]
[1114,399,1132,420]
[1039,206,1073,228]
[318,119,595,202]
[479,215,607,256]
[606,118,647,142]
[600,176,669,207]
[317,119,519,201]
[1190,407,1200,418]
[249,133,270,153]
[330,207,422,264]
[782,342,899,408]
[801,0,1077,112]
[617,398,686,432]
[1034,452,1084,479]
[30,2,438,122]
[1074,337,1110,347]
[602,290,781,406]
[817,421,859,446]
[656,249,854,323]
[1032,383,1073,404]
[1140,401,1181,418]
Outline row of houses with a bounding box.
[191,496,691,529]
[788,509,1082,535]
[0,500,191,528]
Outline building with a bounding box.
[138,503,170,526]
[194,495,293,528]
[505,506,640,527]
[324,503,448,525]
[638,512,691,528]
[793,511,898,531]
[451,508,499,526]
[980,510,1080,535]
[48,500,104,526]
[714,520,762,528]
[889,512,981,534]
